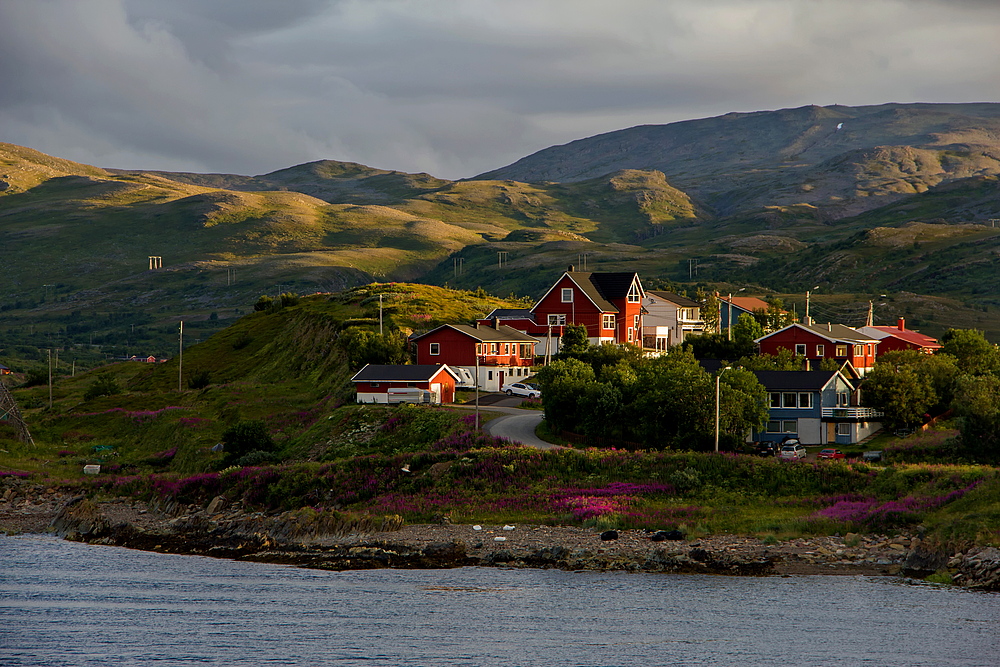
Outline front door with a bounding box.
[498,371,504,390]
[826,422,836,444]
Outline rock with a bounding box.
[689,548,710,562]
[956,547,1000,591]
[902,547,948,578]
[600,530,619,541]
[205,496,227,515]
[651,529,684,542]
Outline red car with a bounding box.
[818,448,845,460]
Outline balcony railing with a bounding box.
[822,407,884,419]
[476,356,533,367]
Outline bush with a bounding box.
[221,420,275,463]
[84,372,123,400]
[187,370,212,390]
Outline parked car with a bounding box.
[778,442,807,460]
[754,442,779,457]
[818,448,845,460]
[500,382,541,398]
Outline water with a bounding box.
[1,535,998,666]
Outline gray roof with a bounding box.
[411,323,537,343]
[647,290,700,309]
[482,308,535,320]
[350,364,459,383]
[755,322,879,345]
[752,370,847,392]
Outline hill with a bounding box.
[478,103,1000,218]
[5,101,1000,366]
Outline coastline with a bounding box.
[3,478,998,588]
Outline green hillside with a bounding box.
[5,102,1000,370]
[0,283,527,476]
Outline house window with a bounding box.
[487,371,493,380]
[602,314,615,330]
[782,393,798,408]
[429,343,440,356]
[627,327,634,342]
[406,382,416,387]
[836,344,848,357]
[490,343,498,354]
[770,393,781,408]
[370,382,380,388]
[837,423,851,436]
[627,282,641,303]
[837,392,849,407]
[868,344,874,355]
[854,344,863,356]
[503,343,509,355]
[766,420,798,434]
[634,314,640,330]
[561,288,574,303]
[476,343,483,355]
[795,344,807,356]
[816,344,825,356]
[548,314,566,326]
[798,393,812,409]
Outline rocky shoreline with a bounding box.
[3,478,999,590]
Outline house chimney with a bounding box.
[803,316,813,325]
[898,317,905,331]
[494,318,500,330]
[827,322,832,331]
[568,264,575,272]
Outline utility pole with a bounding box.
[379,294,383,335]
[497,251,508,269]
[178,321,184,392]
[47,349,53,409]
[475,347,480,430]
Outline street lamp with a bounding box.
[805,286,820,324]
[715,366,732,452]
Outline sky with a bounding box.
[1,0,998,180]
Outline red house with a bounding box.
[479,268,645,356]
[858,319,942,355]
[410,324,537,391]
[351,364,459,404]
[755,322,880,375]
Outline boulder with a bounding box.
[600,530,619,541]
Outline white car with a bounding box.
[500,382,541,398]
[778,442,807,460]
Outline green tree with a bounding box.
[558,324,590,356]
[732,313,764,349]
[718,368,769,447]
[695,288,720,333]
[940,329,1000,375]
[952,374,1000,462]
[535,358,596,432]
[630,351,714,449]
[862,361,936,430]
[253,295,274,312]
[338,329,409,367]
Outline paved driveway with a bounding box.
[482,410,558,449]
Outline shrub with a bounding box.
[84,372,123,400]
[221,420,275,463]
[187,370,212,390]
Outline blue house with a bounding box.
[752,370,882,446]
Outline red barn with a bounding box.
[858,319,942,355]
[350,364,459,404]
[755,322,879,375]
[410,324,537,391]
[529,268,644,346]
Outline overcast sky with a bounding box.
[1,0,998,180]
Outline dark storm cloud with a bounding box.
[0,0,998,179]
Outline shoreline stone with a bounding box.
[3,486,996,588]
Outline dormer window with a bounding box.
[561,288,574,303]
[627,282,641,303]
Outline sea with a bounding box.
[1,535,998,666]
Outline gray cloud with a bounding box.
[0,0,998,179]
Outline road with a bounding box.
[449,394,558,450]
[482,410,558,449]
